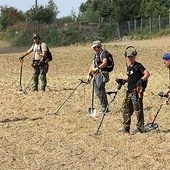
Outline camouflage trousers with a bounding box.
[122,92,144,131]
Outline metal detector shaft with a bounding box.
[19,62,23,91]
[152,96,170,125]
[95,89,119,135]
[53,79,88,115]
[22,75,34,94]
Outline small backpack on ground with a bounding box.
[100,50,114,72]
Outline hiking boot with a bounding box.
[117,129,130,134]
[131,128,143,135]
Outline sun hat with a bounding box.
[91,40,102,48]
[162,53,170,60]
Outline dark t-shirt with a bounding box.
[127,62,147,93]
[93,49,107,67]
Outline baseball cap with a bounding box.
[126,51,136,57]
[91,40,102,48]
[162,53,170,60]
[32,33,40,39]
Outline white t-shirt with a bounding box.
[30,42,47,60]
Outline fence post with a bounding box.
[128,21,131,33]
[117,23,120,39]
[134,19,137,31]
[140,18,143,33]
[158,15,161,32]
[149,17,152,34]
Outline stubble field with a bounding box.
[0,37,170,170]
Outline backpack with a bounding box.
[40,43,53,61]
[100,50,114,72]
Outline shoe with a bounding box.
[117,129,130,134]
[131,128,143,135]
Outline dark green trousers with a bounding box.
[32,63,48,91]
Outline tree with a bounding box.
[25,0,59,24]
[0,6,25,30]
[141,0,169,18]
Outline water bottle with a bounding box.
[131,89,137,102]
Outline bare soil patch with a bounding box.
[0,36,170,170]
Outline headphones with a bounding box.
[124,46,137,57]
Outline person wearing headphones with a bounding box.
[162,54,170,96]
[19,33,49,92]
[118,46,150,134]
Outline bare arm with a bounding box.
[141,70,150,81]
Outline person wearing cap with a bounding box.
[162,53,170,96]
[87,40,110,113]
[19,33,49,92]
[118,46,150,134]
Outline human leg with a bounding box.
[40,63,48,91]
[122,93,133,132]
[32,66,40,91]
[94,73,108,112]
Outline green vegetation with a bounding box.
[1,0,170,47]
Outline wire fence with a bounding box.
[116,14,170,39]
[24,14,170,41]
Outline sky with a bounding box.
[0,0,87,18]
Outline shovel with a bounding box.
[19,61,23,91]
[88,78,96,117]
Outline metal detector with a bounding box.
[48,79,88,115]
[144,95,170,132]
[19,61,23,91]
[22,75,34,94]
[88,78,96,117]
[94,78,124,135]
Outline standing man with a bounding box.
[19,33,49,92]
[162,54,170,96]
[87,40,112,113]
[119,46,150,134]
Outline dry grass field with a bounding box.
[0,37,170,170]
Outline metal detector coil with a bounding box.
[144,96,170,132]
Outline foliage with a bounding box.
[0,6,25,30]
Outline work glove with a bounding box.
[19,55,24,61]
[91,67,99,73]
[87,74,92,83]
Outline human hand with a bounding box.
[19,56,24,62]
[163,89,170,97]
[87,74,92,83]
[91,67,99,73]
